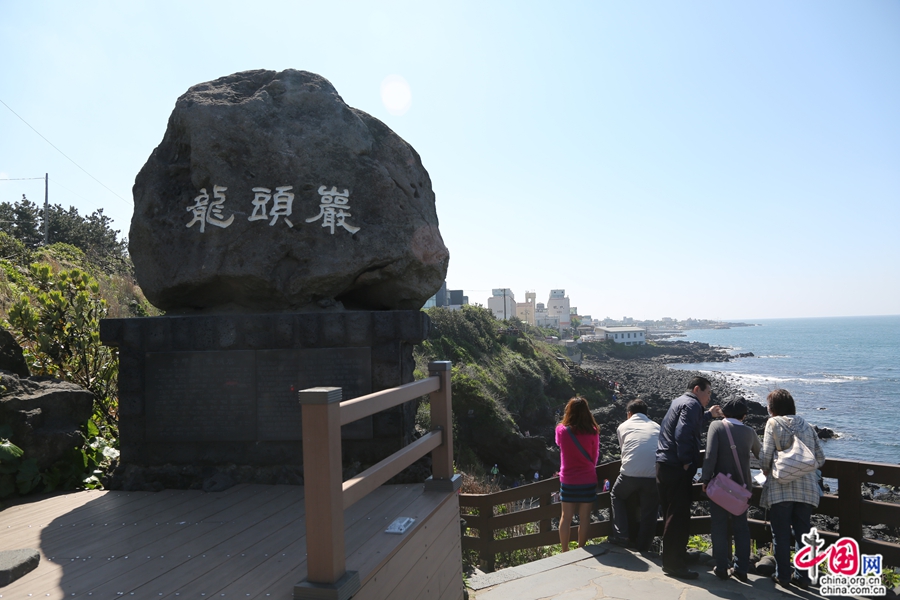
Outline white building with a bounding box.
[596,326,647,346]
[547,289,571,330]
[487,288,516,321]
[534,302,560,329]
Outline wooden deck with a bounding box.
[0,483,463,599]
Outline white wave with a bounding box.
[818,373,870,381]
[758,354,790,359]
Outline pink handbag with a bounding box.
[705,421,752,516]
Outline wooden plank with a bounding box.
[351,491,456,581]
[0,490,107,528]
[0,489,203,598]
[6,485,299,599]
[340,376,440,426]
[460,479,560,506]
[233,484,419,599]
[859,461,900,487]
[465,501,556,531]
[125,486,307,598]
[15,489,203,557]
[861,499,900,527]
[375,506,461,600]
[438,561,465,600]
[343,431,442,509]
[860,538,900,566]
[31,485,260,567]
[353,493,459,600]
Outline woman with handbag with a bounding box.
[759,389,826,589]
[701,397,761,582]
[555,396,600,551]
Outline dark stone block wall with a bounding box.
[100,311,430,471]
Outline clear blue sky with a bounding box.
[2,1,898,320]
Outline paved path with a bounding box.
[467,543,829,600]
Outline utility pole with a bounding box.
[43,173,49,245]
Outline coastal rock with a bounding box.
[815,425,835,439]
[131,69,449,313]
[0,374,94,469]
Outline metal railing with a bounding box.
[460,457,900,573]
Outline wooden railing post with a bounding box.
[835,460,863,543]
[481,498,496,573]
[425,361,462,493]
[294,387,360,600]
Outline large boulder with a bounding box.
[131,69,449,313]
[0,375,94,469]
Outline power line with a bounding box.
[0,177,45,181]
[0,97,128,204]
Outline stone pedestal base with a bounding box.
[100,311,429,478]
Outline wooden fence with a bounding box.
[295,360,460,598]
[460,457,900,573]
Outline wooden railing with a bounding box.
[294,360,460,599]
[460,457,900,573]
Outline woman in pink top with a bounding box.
[555,396,600,550]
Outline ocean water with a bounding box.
[667,315,900,466]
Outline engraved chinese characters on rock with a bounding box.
[186,184,360,234]
[305,185,360,235]
[248,186,295,227]
[186,185,235,232]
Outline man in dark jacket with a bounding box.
[656,376,724,579]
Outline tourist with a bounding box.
[609,399,660,551]
[700,396,760,582]
[759,389,825,590]
[656,376,724,579]
[490,463,499,482]
[555,396,600,551]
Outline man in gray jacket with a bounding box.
[610,399,660,552]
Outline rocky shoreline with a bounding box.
[577,341,899,549]
[577,341,768,463]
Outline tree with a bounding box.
[5,196,43,248]
[42,204,128,272]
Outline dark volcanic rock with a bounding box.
[580,349,768,458]
[131,69,449,313]
[0,327,29,378]
[0,375,93,469]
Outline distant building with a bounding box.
[548,289,571,330]
[534,302,560,329]
[488,288,516,320]
[424,282,468,310]
[516,291,536,325]
[596,326,647,346]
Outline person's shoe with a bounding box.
[664,566,699,580]
[607,535,631,548]
[771,574,792,587]
[713,567,730,580]
[732,571,749,583]
[790,575,810,590]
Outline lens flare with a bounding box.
[380,74,412,116]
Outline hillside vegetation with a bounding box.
[413,306,613,479]
[0,198,158,498]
